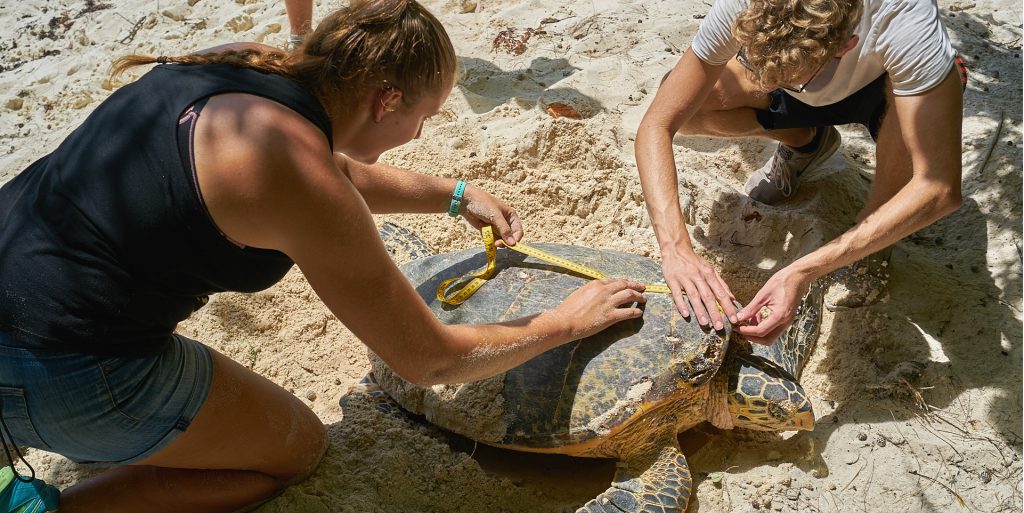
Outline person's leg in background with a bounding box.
[285,0,314,49]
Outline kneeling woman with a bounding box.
[0,1,646,511]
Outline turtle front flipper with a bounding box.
[751,280,824,379]
[576,439,691,513]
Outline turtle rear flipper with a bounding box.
[577,440,691,513]
[378,222,435,263]
[340,373,411,420]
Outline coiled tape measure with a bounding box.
[437,226,672,305]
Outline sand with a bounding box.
[1,0,1021,512]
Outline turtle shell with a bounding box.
[372,244,730,452]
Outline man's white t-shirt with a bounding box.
[690,0,957,106]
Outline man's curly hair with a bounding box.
[732,0,861,90]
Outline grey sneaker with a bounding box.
[824,246,892,311]
[744,126,842,204]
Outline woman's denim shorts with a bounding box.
[0,332,213,465]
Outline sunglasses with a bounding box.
[735,49,829,94]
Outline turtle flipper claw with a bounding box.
[340,373,407,418]
[576,442,691,513]
[577,497,616,512]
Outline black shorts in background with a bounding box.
[756,73,889,140]
[755,57,969,142]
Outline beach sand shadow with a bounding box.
[682,84,1019,488]
[457,56,603,117]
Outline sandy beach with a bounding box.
[1,0,1021,511]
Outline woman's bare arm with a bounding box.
[191,94,645,385]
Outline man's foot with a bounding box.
[744,126,842,205]
[0,467,60,513]
[824,246,892,311]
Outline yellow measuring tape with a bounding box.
[437,226,672,305]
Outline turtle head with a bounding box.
[725,353,815,431]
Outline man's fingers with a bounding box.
[737,293,767,323]
[689,279,720,329]
[737,321,773,341]
[681,295,695,320]
[711,276,739,324]
[490,215,515,246]
[736,308,788,345]
[738,323,786,345]
[669,282,691,320]
[742,334,774,345]
[684,283,713,328]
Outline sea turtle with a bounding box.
[350,223,823,513]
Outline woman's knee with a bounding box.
[135,349,328,483]
[281,409,328,485]
[243,382,329,485]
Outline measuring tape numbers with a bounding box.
[437,226,672,305]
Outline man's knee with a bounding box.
[679,83,733,136]
[677,102,718,135]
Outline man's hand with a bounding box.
[635,50,736,330]
[736,268,812,344]
[460,184,524,246]
[662,249,738,330]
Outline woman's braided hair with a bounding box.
[111,0,457,114]
[732,0,861,89]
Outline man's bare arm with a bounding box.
[635,49,738,329]
[738,67,964,342]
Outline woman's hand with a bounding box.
[460,184,524,246]
[551,279,648,340]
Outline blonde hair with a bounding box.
[111,0,456,114]
[732,0,861,89]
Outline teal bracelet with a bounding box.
[447,180,467,217]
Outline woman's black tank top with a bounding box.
[0,63,332,357]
